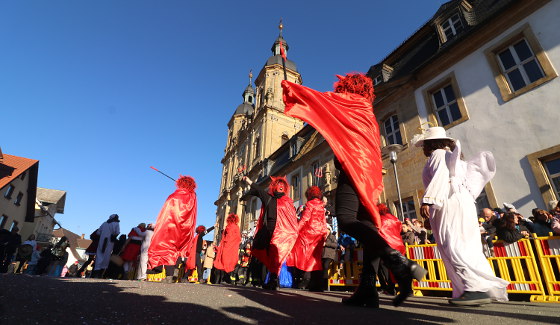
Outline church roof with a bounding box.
[234,102,254,116]
[266,55,298,72]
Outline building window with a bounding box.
[312,161,322,187]
[475,189,491,215]
[9,221,18,232]
[486,24,557,102]
[440,13,464,42]
[424,73,469,129]
[544,158,560,200]
[14,192,23,206]
[20,172,26,181]
[395,198,417,220]
[291,174,301,202]
[373,75,383,86]
[527,145,560,206]
[383,115,402,145]
[290,140,299,158]
[254,136,261,159]
[0,215,7,229]
[497,39,544,92]
[4,184,15,199]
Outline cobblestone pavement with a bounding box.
[1,274,558,325]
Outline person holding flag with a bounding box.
[282,73,426,308]
[148,175,198,283]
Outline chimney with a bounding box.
[0,146,3,163]
[81,234,85,239]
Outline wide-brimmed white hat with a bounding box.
[413,127,455,147]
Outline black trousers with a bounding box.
[335,170,391,275]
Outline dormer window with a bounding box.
[373,75,383,86]
[441,13,464,42]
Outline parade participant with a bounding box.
[286,186,328,291]
[241,176,298,290]
[213,213,242,283]
[416,126,508,305]
[120,223,147,275]
[282,73,426,307]
[77,229,100,277]
[137,223,154,281]
[185,224,215,282]
[0,227,21,273]
[92,214,120,278]
[148,175,197,283]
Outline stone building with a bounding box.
[214,25,304,237]
[369,0,560,218]
[0,148,39,240]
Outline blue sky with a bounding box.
[1,0,446,239]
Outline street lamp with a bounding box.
[381,144,404,221]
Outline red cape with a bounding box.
[148,188,197,268]
[379,212,405,254]
[213,222,241,273]
[185,233,199,270]
[286,198,328,271]
[282,80,383,228]
[251,195,298,275]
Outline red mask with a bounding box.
[269,176,289,195]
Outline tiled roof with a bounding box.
[52,227,92,262]
[37,188,67,214]
[0,153,39,190]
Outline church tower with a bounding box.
[215,22,304,235]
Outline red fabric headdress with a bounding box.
[334,73,374,102]
[195,225,206,234]
[268,176,289,195]
[226,213,239,224]
[305,186,322,201]
[176,175,196,191]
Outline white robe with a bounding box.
[136,229,154,280]
[422,141,508,301]
[94,221,120,271]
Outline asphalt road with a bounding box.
[1,274,558,325]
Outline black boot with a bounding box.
[383,250,427,307]
[263,273,278,290]
[342,271,379,307]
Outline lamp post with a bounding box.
[382,144,404,221]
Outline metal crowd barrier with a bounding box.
[327,237,560,302]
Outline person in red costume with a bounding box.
[184,224,215,283]
[120,223,147,275]
[286,186,328,291]
[213,213,241,284]
[241,175,298,290]
[148,175,197,283]
[375,203,405,295]
[282,73,426,307]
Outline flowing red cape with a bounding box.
[213,222,241,273]
[380,212,405,254]
[286,198,328,271]
[282,80,383,228]
[148,188,197,268]
[251,195,298,275]
[184,233,199,270]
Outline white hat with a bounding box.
[413,127,455,147]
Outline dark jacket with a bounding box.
[322,233,338,260]
[496,224,528,243]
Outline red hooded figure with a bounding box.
[287,186,328,271]
[244,176,298,278]
[148,175,197,270]
[213,213,242,273]
[185,225,207,271]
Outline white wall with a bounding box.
[415,1,560,216]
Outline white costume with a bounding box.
[136,228,154,280]
[422,140,508,301]
[94,214,120,271]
